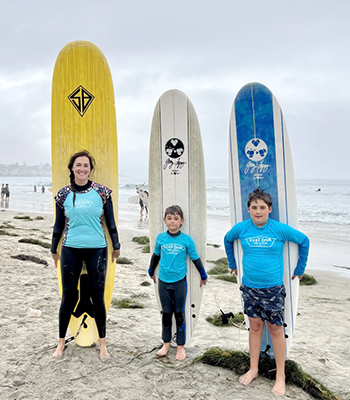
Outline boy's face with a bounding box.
[248,199,272,227]
[164,213,184,234]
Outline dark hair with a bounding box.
[164,205,184,219]
[247,188,272,208]
[68,150,95,206]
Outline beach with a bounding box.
[0,209,349,400]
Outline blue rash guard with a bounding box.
[51,181,120,252]
[224,218,309,289]
[152,231,205,283]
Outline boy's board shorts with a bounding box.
[240,285,286,326]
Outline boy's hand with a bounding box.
[200,279,207,287]
[150,275,156,284]
[292,274,303,280]
[229,268,237,276]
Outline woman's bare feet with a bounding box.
[53,338,65,358]
[239,369,258,386]
[99,338,110,361]
[156,342,170,357]
[271,375,286,396]
[175,345,186,361]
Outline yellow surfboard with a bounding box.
[51,41,118,346]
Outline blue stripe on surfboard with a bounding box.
[234,83,279,221]
[234,83,279,358]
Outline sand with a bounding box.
[0,209,349,400]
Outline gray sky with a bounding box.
[1,0,349,180]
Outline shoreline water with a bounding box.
[1,175,349,280]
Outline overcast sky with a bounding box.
[1,0,349,180]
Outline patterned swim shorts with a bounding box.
[240,285,286,326]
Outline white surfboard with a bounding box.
[128,196,139,204]
[229,82,299,357]
[136,185,149,208]
[149,89,206,345]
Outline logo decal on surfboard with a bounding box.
[68,85,95,116]
[244,138,270,180]
[163,138,187,175]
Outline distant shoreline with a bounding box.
[0,163,51,177]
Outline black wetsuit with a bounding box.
[51,180,120,339]
[148,231,207,345]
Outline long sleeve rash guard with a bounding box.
[148,231,208,283]
[51,181,120,253]
[224,218,309,289]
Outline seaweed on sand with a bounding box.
[300,274,317,286]
[18,238,51,249]
[208,257,229,275]
[206,312,245,327]
[215,274,237,283]
[196,348,339,400]
[117,257,133,264]
[132,236,150,253]
[132,236,149,245]
[11,254,48,266]
[13,215,32,220]
[208,264,229,275]
[111,295,145,309]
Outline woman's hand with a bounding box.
[51,252,60,268]
[112,249,120,263]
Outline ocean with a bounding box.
[1,176,349,226]
[1,175,349,278]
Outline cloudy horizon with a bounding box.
[1,0,349,180]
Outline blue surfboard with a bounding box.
[229,82,300,358]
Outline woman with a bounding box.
[51,150,120,360]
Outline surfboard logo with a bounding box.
[163,138,187,174]
[68,85,95,116]
[245,138,268,162]
[244,138,271,180]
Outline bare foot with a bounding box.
[99,338,110,361]
[272,375,286,396]
[239,369,258,386]
[156,343,170,357]
[53,339,65,358]
[175,345,186,361]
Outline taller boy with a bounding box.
[224,188,309,396]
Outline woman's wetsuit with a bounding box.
[51,180,120,339]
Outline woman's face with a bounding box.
[71,156,91,185]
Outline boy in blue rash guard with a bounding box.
[224,189,309,396]
[148,205,208,361]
